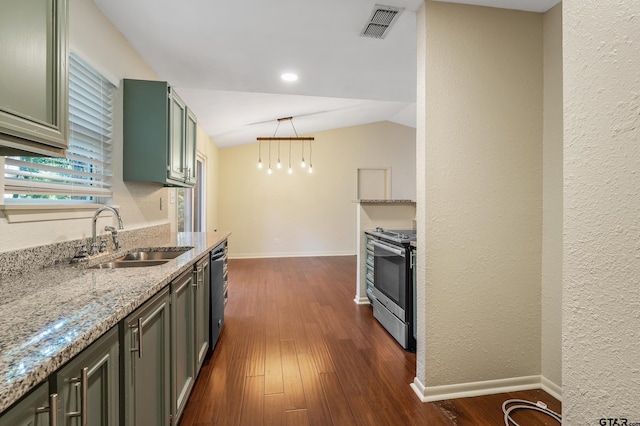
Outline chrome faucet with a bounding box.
[91,206,124,255]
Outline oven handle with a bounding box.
[372,240,405,257]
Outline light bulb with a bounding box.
[258,160,263,169]
[277,161,282,169]
[301,159,306,168]
[288,167,293,174]
[267,167,272,175]
[308,165,313,173]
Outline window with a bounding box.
[3,53,114,203]
[177,155,207,232]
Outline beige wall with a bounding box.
[416,1,543,396]
[218,121,416,258]
[541,2,562,393]
[0,0,218,252]
[197,126,220,232]
[563,0,640,421]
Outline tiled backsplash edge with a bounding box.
[0,223,170,278]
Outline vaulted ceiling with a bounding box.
[92,0,560,148]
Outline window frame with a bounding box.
[0,52,118,216]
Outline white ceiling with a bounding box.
[92,0,560,148]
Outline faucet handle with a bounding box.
[71,244,89,263]
[105,225,122,251]
[99,237,108,253]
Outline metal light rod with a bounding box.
[257,137,314,141]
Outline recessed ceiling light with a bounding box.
[281,73,298,82]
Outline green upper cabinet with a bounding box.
[123,79,197,187]
[0,0,69,157]
[185,109,197,185]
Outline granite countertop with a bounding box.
[354,199,416,204]
[0,231,229,413]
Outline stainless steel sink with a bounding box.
[117,249,189,261]
[90,260,169,269]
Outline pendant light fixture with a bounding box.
[308,138,313,173]
[288,139,293,174]
[267,139,272,175]
[257,117,314,174]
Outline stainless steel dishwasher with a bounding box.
[210,241,227,350]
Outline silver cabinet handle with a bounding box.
[193,266,202,287]
[130,317,143,358]
[68,367,88,426]
[36,393,58,426]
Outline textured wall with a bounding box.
[541,3,563,392]
[421,2,543,387]
[415,2,427,385]
[563,0,640,421]
[197,126,220,232]
[218,121,416,258]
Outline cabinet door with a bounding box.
[171,270,195,423]
[168,90,186,183]
[194,256,210,371]
[123,288,171,426]
[0,382,54,426]
[56,327,119,426]
[184,109,197,185]
[0,0,68,156]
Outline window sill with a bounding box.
[0,204,118,223]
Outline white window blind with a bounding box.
[3,53,114,202]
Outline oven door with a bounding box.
[372,239,407,316]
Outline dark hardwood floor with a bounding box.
[180,256,561,426]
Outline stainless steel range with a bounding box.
[365,228,416,351]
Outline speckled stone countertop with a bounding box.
[0,231,229,413]
[354,199,416,204]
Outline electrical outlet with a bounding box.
[274,238,278,245]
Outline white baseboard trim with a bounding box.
[411,375,544,402]
[353,295,370,305]
[540,376,562,401]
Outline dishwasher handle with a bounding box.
[211,249,225,261]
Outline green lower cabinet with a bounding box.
[194,256,210,372]
[0,382,54,426]
[171,270,196,424]
[55,327,119,426]
[122,288,171,426]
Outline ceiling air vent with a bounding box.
[360,5,403,39]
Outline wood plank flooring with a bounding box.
[180,256,561,426]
